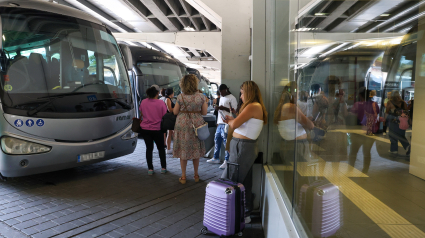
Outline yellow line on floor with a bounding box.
[272,147,425,237]
[330,129,404,147]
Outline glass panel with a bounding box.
[0,7,132,118]
[136,62,182,99]
[267,0,425,237]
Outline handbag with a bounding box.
[161,112,177,131]
[131,118,141,133]
[181,95,210,141]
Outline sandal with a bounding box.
[194,175,200,183]
[179,177,186,184]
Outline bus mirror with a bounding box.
[119,44,133,70]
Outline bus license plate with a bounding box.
[78,151,105,162]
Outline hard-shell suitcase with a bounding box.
[201,163,245,237]
[299,180,342,238]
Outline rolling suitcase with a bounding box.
[201,163,245,237]
[298,180,342,238]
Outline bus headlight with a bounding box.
[121,130,138,140]
[1,137,51,155]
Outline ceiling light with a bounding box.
[315,13,328,16]
[380,14,390,17]
[184,26,196,31]
[66,0,128,33]
[2,35,5,41]
[319,43,350,58]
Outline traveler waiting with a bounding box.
[386,91,410,156]
[274,82,314,199]
[139,85,168,175]
[207,84,237,169]
[222,81,267,224]
[173,75,208,184]
[364,90,379,136]
[161,88,175,154]
[160,88,167,145]
[383,91,392,135]
[213,91,221,125]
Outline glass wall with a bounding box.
[268,0,425,237]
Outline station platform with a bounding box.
[0,139,264,238]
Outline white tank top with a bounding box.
[234,118,264,140]
[278,119,307,140]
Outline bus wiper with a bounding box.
[27,92,94,116]
[81,98,131,109]
[37,92,93,99]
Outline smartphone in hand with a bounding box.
[219,110,226,121]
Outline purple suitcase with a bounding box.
[298,181,341,238]
[201,163,245,237]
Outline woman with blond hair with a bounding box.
[222,81,267,224]
[173,75,208,184]
[386,91,410,156]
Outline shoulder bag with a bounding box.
[132,117,142,133]
[181,95,210,141]
[161,112,177,131]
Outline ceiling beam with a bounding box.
[113,32,222,61]
[316,1,358,30]
[122,0,164,31]
[164,0,190,27]
[74,0,135,32]
[303,0,333,28]
[184,0,222,29]
[54,0,77,8]
[200,14,211,31]
[179,0,201,31]
[140,0,179,31]
[189,48,202,57]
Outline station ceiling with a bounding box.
[54,0,221,80]
[297,0,424,65]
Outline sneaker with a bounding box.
[245,216,251,224]
[388,150,398,155]
[383,132,387,136]
[207,158,220,164]
[148,170,154,175]
[166,149,173,154]
[161,169,167,174]
[219,160,227,169]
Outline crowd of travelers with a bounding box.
[136,73,413,223]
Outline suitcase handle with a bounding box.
[226,162,239,181]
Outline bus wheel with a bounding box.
[0,173,8,181]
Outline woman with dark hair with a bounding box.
[222,81,267,224]
[161,88,175,154]
[386,91,410,156]
[139,85,168,175]
[213,90,221,125]
[173,75,208,184]
[364,90,379,135]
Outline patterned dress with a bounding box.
[173,92,206,160]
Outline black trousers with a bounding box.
[141,129,166,170]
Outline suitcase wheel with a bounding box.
[200,227,208,235]
[237,231,243,236]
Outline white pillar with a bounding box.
[410,10,425,180]
[201,0,252,91]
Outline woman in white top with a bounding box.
[222,81,267,223]
[274,82,314,176]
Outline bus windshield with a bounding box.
[137,62,182,98]
[0,8,132,118]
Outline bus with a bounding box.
[382,26,418,104]
[123,46,184,112]
[0,1,137,179]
